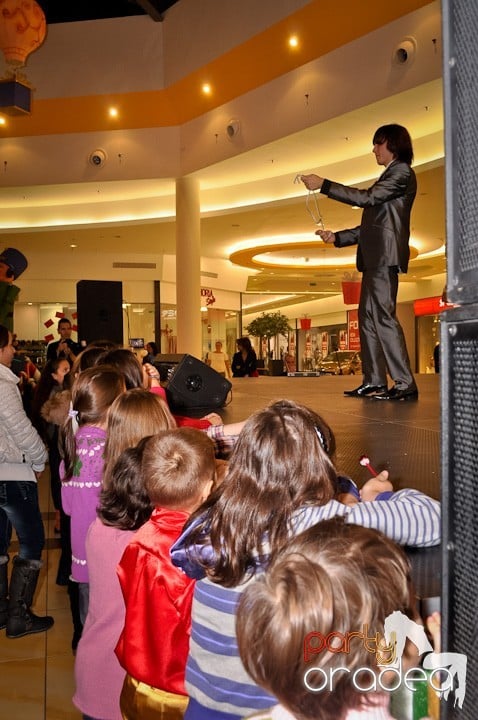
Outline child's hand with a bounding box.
[202,412,222,426]
[360,471,393,501]
[143,363,160,387]
[426,611,441,653]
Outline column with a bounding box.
[175,176,202,356]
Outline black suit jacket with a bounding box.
[322,160,417,273]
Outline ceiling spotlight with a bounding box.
[288,35,299,48]
[108,106,119,118]
[202,83,212,95]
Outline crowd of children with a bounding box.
[1,330,445,720]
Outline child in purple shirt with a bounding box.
[61,365,125,623]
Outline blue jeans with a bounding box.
[0,481,45,560]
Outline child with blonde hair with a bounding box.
[102,387,176,488]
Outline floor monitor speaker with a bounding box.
[166,354,231,410]
[76,280,123,347]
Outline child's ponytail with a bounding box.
[60,365,125,482]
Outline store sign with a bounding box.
[201,288,216,306]
[413,296,453,317]
[347,309,360,351]
[339,329,347,350]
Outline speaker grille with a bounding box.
[441,307,478,718]
[443,0,478,302]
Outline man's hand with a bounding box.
[316,229,336,243]
[300,173,323,191]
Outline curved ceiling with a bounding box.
[0,0,445,309]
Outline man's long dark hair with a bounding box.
[373,124,414,165]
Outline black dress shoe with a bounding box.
[344,383,387,397]
[373,386,418,401]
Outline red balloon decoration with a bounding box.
[0,0,46,68]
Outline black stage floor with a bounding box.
[219,373,441,501]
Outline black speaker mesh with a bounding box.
[443,0,478,302]
[441,308,478,718]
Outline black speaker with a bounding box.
[441,5,478,717]
[166,354,232,410]
[440,305,478,720]
[76,280,123,347]
[443,0,478,305]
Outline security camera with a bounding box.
[226,119,240,140]
[88,149,107,167]
[392,37,416,66]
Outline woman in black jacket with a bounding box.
[232,337,258,377]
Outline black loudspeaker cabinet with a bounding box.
[76,280,123,347]
[442,0,478,305]
[440,305,478,720]
[166,354,232,411]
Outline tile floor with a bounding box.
[0,373,441,719]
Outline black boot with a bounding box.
[6,557,54,638]
[0,555,8,630]
[68,579,83,653]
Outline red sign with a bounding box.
[339,330,347,350]
[201,288,216,306]
[347,309,360,351]
[413,296,454,317]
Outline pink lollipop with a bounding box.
[359,455,379,477]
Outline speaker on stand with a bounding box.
[76,280,123,347]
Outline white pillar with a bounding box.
[175,177,202,356]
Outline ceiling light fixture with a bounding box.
[288,35,299,48]
[202,83,212,95]
[108,106,119,118]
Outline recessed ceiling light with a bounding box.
[0,116,6,126]
[288,35,299,48]
[202,83,212,95]
[109,107,119,118]
[70,243,77,248]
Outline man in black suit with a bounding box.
[46,317,81,366]
[301,124,418,401]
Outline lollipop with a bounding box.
[359,455,379,477]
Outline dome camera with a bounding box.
[226,119,240,140]
[88,149,107,167]
[392,36,416,66]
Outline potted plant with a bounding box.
[246,311,292,375]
